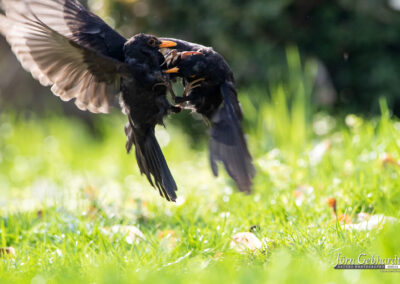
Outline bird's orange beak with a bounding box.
[164,67,180,74]
[159,40,178,48]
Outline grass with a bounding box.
[1,55,400,282]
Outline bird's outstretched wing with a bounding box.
[0,0,128,113]
[210,82,255,193]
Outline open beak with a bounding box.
[164,67,180,74]
[159,40,178,48]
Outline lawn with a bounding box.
[1,63,400,282]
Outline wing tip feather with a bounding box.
[1,0,120,114]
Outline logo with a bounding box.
[335,253,400,271]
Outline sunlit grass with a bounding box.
[1,52,400,282]
[1,96,400,283]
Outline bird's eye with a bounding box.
[147,38,157,47]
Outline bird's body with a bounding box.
[163,39,255,193]
[121,35,171,130]
[121,35,179,201]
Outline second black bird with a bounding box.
[162,39,256,193]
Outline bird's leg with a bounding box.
[183,77,205,97]
[160,51,180,102]
[152,75,181,113]
[152,76,177,100]
[164,83,185,112]
[166,80,177,101]
[175,77,205,105]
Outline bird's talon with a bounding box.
[183,77,205,97]
[163,50,180,67]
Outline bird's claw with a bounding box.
[163,50,180,67]
[173,78,205,107]
[183,77,205,97]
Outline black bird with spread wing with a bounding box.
[0,0,179,201]
[162,39,255,193]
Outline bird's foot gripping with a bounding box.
[163,50,180,67]
[183,77,205,97]
[175,77,205,107]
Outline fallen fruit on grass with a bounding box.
[344,214,399,231]
[230,232,262,254]
[356,212,371,223]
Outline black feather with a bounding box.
[63,0,126,61]
[128,124,177,201]
[0,0,127,113]
[209,82,255,193]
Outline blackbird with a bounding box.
[119,35,180,202]
[162,39,255,193]
[0,0,180,201]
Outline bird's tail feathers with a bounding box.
[126,123,177,202]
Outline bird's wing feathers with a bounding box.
[210,82,255,192]
[0,0,128,113]
[62,0,126,61]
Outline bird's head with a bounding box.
[164,51,208,79]
[124,33,177,64]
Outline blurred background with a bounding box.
[2,3,400,281]
[2,0,400,121]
